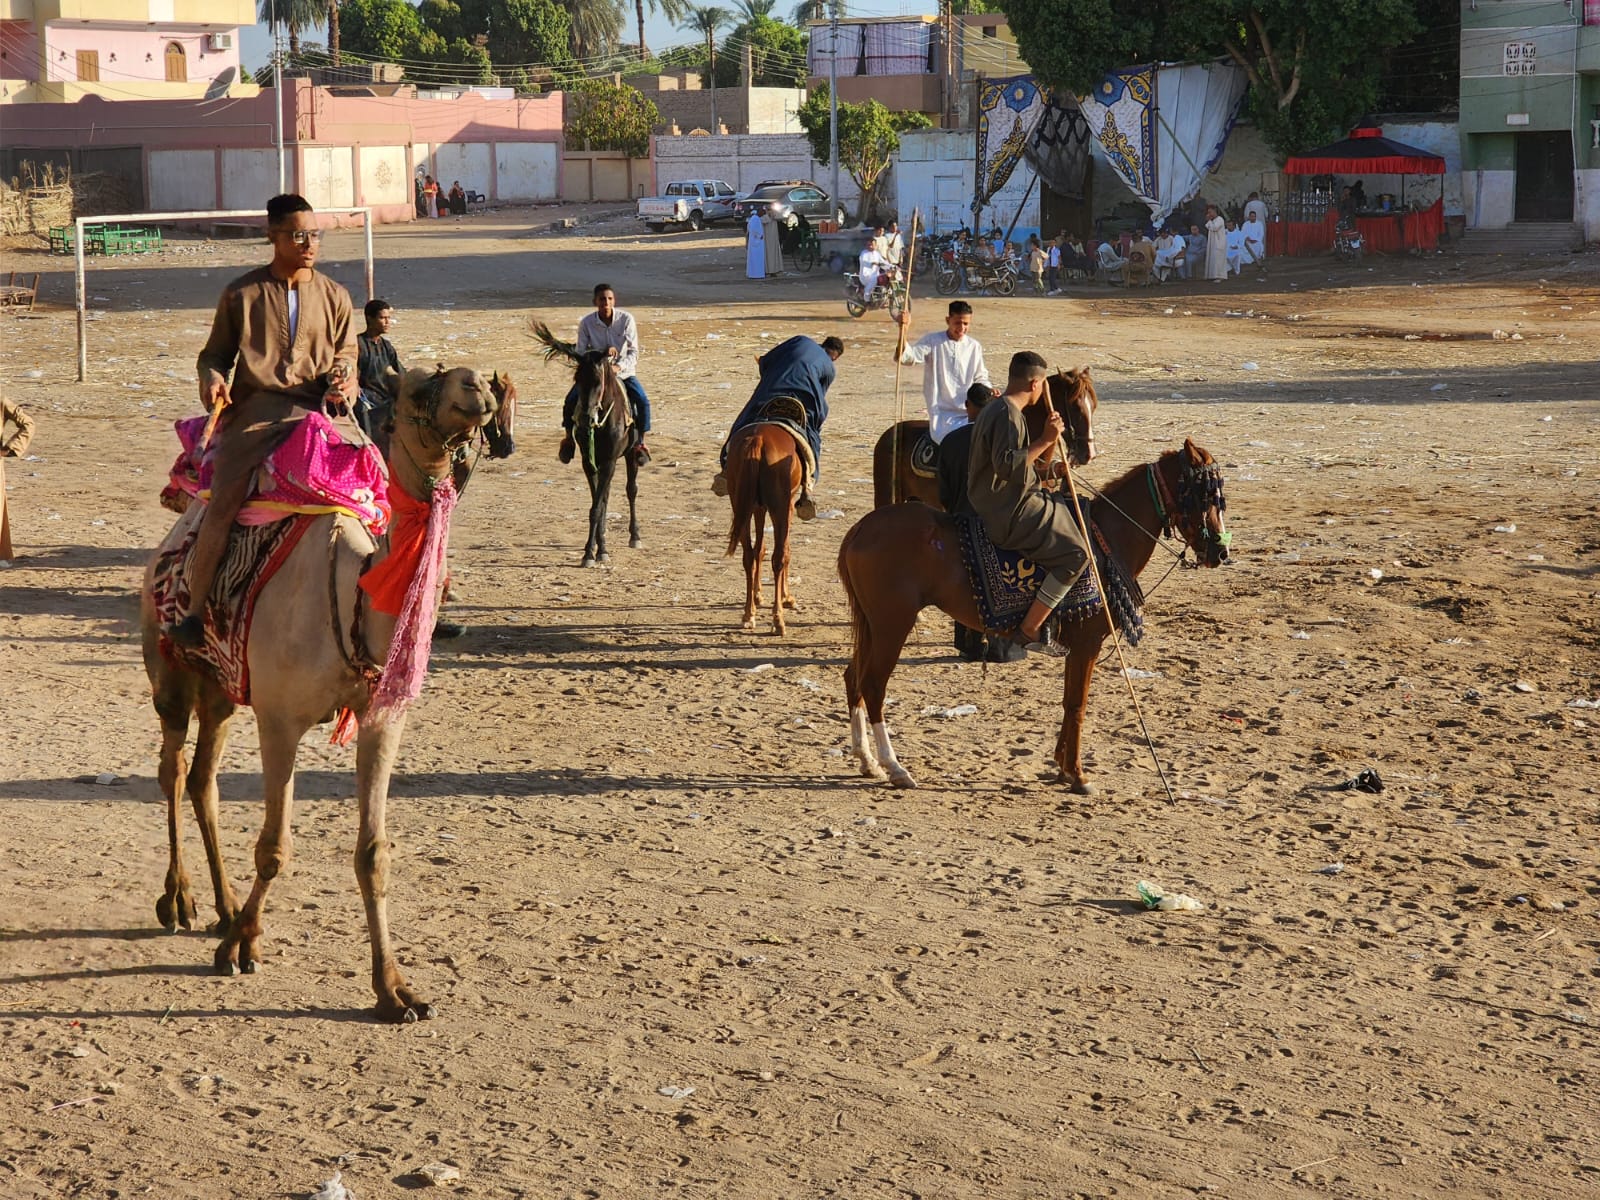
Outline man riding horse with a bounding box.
[711,335,845,520]
[559,283,652,467]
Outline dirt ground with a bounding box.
[1,207,1597,1199]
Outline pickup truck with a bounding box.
[637,180,740,232]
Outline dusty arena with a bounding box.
[1,208,1596,1198]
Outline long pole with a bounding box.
[273,10,286,193]
[889,207,920,502]
[829,6,841,225]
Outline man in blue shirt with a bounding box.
[711,334,844,517]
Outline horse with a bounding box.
[871,367,1100,509]
[724,419,805,634]
[533,321,640,567]
[140,365,501,1022]
[837,439,1230,794]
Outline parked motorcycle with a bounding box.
[844,271,906,320]
[934,247,1018,296]
[1334,218,1364,263]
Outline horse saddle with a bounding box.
[954,508,1145,645]
[908,431,940,479]
[748,396,816,480]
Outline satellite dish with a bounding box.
[204,67,237,101]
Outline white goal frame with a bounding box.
[73,207,374,382]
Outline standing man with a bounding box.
[762,207,783,277]
[559,283,652,467]
[967,351,1088,655]
[1243,191,1268,226]
[711,334,845,518]
[167,193,357,646]
[355,298,402,443]
[884,220,906,269]
[746,208,766,280]
[1204,205,1229,281]
[895,300,990,443]
[1,389,36,561]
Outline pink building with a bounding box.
[0,77,566,223]
[0,0,255,104]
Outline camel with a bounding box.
[140,366,501,1023]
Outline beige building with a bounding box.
[628,70,804,136]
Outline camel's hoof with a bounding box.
[210,912,234,938]
[859,761,887,780]
[156,892,194,933]
[214,949,238,977]
[888,769,917,790]
[376,997,437,1025]
[741,618,756,631]
[782,597,798,610]
[1062,776,1094,795]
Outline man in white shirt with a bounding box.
[895,300,991,443]
[1153,229,1184,282]
[559,282,652,466]
[1096,239,1128,284]
[1224,220,1245,276]
[1243,191,1268,226]
[859,233,890,302]
[1242,213,1267,270]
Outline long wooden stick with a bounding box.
[889,208,920,503]
[1059,445,1176,803]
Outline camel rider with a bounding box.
[355,297,402,444]
[967,350,1088,657]
[711,335,845,519]
[896,300,991,444]
[559,283,651,467]
[167,193,357,648]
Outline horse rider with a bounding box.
[559,282,652,467]
[711,335,845,520]
[167,193,357,648]
[895,300,991,444]
[967,350,1089,656]
[355,297,402,444]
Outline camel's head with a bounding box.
[396,365,499,453]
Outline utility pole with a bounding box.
[942,0,955,129]
[272,0,286,193]
[829,2,841,225]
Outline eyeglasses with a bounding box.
[285,230,322,247]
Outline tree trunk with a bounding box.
[329,0,341,67]
[289,26,301,60]
[636,0,648,59]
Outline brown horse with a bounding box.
[871,367,1100,508]
[724,421,804,634]
[838,439,1230,793]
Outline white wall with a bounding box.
[495,142,559,201]
[1578,171,1600,242]
[148,149,216,212]
[358,145,410,206]
[220,149,280,211]
[432,142,493,194]
[896,128,1039,242]
[653,132,865,214]
[302,146,355,210]
[1466,170,1517,227]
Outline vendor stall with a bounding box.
[1269,124,1445,257]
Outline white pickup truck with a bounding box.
[637,180,740,232]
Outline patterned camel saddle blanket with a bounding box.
[955,507,1145,646]
[152,510,317,705]
[908,430,939,479]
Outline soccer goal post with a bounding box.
[73,207,374,383]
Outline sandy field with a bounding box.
[1,207,1597,1199]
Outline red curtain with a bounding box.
[1265,199,1444,257]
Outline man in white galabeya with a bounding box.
[895,300,991,444]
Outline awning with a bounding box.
[1283,125,1445,176]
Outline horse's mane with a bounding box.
[1100,447,1183,495]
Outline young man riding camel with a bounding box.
[966,350,1088,656]
[167,193,357,647]
[559,283,652,467]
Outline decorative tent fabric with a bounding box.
[1023,94,1094,202]
[974,76,1052,211]
[1283,127,1446,176]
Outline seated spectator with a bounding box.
[1225,220,1245,276]
[1242,214,1267,270]
[1127,234,1156,285]
[447,181,467,216]
[1154,229,1185,282]
[1096,239,1128,284]
[1062,235,1092,279]
[1182,224,1207,280]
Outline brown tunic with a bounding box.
[966,394,1088,579]
[1,394,37,559]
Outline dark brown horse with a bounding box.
[871,367,1100,508]
[534,323,640,566]
[838,439,1230,793]
[724,421,804,634]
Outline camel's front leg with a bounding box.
[355,712,435,1023]
[155,717,196,932]
[1053,638,1101,794]
[216,714,305,976]
[189,683,240,933]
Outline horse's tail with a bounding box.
[724,433,763,557]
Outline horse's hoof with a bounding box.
[597,552,610,564]
[580,556,596,568]
[629,536,641,549]
[1062,777,1094,795]
[376,994,437,1024]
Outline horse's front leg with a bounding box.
[355,711,434,1023]
[593,456,617,565]
[625,452,640,549]
[580,461,603,567]
[1053,634,1102,793]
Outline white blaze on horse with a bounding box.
[141,366,508,1023]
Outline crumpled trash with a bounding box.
[309,1171,356,1200]
[1136,881,1203,912]
[657,1085,695,1100]
[1333,768,1384,794]
[410,1163,462,1186]
[1317,862,1346,876]
[920,704,977,718]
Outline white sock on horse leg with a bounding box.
[871,720,911,784]
[852,705,881,775]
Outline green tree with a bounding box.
[679,6,732,126]
[797,82,930,222]
[340,0,440,61]
[632,0,692,61]
[258,0,327,60]
[564,78,662,154]
[560,0,625,59]
[1004,0,1419,159]
[714,14,805,87]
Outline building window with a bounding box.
[165,42,186,83]
[77,50,100,81]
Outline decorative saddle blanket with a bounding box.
[955,507,1145,646]
[162,411,390,536]
[152,511,317,705]
[908,430,939,479]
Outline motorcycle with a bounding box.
[934,247,1018,296]
[844,270,906,320]
[1334,219,1364,263]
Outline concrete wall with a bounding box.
[896,127,1038,242]
[497,142,559,201]
[563,150,651,202]
[220,148,279,211]
[302,145,356,210]
[430,142,493,197]
[645,85,805,136]
[653,132,863,213]
[148,148,215,211]
[358,145,409,207]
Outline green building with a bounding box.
[1460,0,1599,237]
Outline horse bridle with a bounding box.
[1147,456,1231,564]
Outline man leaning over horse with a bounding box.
[711,334,845,520]
[559,283,652,467]
[968,350,1090,656]
[167,193,358,648]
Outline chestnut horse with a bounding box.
[838,440,1230,793]
[724,421,804,634]
[872,367,1099,508]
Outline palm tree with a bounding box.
[735,0,776,18]
[563,0,626,60]
[327,0,341,67]
[634,0,692,59]
[680,5,732,127]
[258,0,326,62]
[789,0,826,25]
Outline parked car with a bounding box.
[733,180,846,226]
[637,180,740,232]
